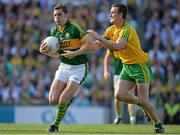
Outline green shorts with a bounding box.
[119,60,153,83]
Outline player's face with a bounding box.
[109,7,122,24]
[54,9,68,26]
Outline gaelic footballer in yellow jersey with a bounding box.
[86,3,164,133]
[103,21,149,64]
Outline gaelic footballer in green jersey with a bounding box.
[39,3,92,133]
[50,20,88,65]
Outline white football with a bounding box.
[44,36,59,53]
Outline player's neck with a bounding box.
[57,23,66,32]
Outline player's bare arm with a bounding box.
[87,29,126,51]
[103,52,111,80]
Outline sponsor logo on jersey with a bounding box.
[65,32,70,38]
[59,40,71,48]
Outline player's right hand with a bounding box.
[104,71,111,80]
[39,40,50,55]
[87,29,100,40]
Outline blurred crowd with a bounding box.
[0,0,179,124]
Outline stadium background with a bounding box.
[0,0,179,124]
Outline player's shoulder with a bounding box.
[123,21,135,30]
[69,20,84,31]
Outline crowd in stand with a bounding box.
[0,0,179,124]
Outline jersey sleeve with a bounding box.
[72,23,87,42]
[121,23,130,42]
[102,27,111,40]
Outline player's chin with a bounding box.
[110,19,114,24]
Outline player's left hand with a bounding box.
[61,50,75,59]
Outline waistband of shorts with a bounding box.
[123,60,150,66]
[60,63,87,68]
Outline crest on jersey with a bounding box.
[65,33,70,38]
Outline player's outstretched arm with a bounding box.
[87,29,126,50]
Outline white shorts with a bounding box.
[55,63,88,85]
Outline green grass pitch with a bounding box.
[0,124,179,134]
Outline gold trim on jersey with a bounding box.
[57,26,66,32]
[81,34,88,43]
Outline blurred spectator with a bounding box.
[73,88,91,106]
[164,93,180,124]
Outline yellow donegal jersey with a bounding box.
[103,21,149,64]
[107,49,119,58]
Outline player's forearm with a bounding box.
[104,64,110,74]
[46,51,60,58]
[99,37,124,50]
[71,45,88,57]
[104,53,110,72]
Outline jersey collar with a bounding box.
[57,20,70,32]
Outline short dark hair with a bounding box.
[54,3,68,14]
[111,3,127,19]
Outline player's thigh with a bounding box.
[129,85,136,95]
[59,80,80,104]
[59,64,88,103]
[116,79,135,96]
[49,63,70,102]
[49,79,66,103]
[136,83,150,103]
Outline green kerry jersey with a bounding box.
[50,20,88,65]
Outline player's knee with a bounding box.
[49,97,58,105]
[115,93,124,101]
[58,98,67,106]
[139,99,148,106]
[114,98,120,104]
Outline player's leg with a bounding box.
[135,61,164,133]
[54,80,81,125]
[49,63,88,132]
[49,80,80,132]
[48,64,69,132]
[115,66,140,104]
[113,75,122,124]
[48,78,67,132]
[128,88,136,125]
[49,79,66,105]
[115,80,139,104]
[137,83,164,133]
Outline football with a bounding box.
[44,36,59,53]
